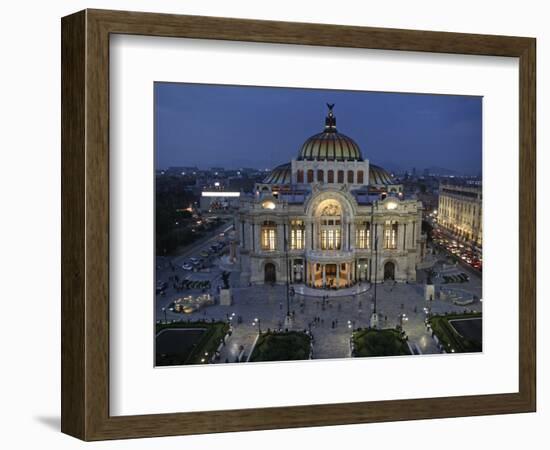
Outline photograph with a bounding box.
[154,83,483,366]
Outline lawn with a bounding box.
[249,331,311,362]
[352,328,411,357]
[155,321,229,366]
[429,313,482,353]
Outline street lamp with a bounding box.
[252,317,261,334]
[162,307,167,323]
[370,234,379,328]
[284,221,291,323]
[373,235,379,313]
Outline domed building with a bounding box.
[237,104,425,288]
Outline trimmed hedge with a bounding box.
[353,328,410,357]
[249,331,311,362]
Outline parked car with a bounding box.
[155,281,167,294]
[182,263,193,271]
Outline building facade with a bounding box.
[438,182,482,247]
[236,105,425,288]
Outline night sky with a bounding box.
[155,82,482,176]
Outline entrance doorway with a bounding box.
[384,261,395,280]
[325,264,337,288]
[264,263,276,283]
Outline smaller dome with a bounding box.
[369,164,395,185]
[263,162,291,184]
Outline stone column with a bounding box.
[322,264,326,288]
[336,264,340,288]
[278,223,285,252]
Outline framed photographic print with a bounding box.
[61,9,536,441]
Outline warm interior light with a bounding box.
[262,200,276,210]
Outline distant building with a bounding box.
[438,182,482,247]
[210,167,225,176]
[237,105,425,287]
[164,166,199,176]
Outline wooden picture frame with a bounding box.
[61,9,536,441]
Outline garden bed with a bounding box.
[352,328,411,357]
[155,321,229,366]
[429,313,482,353]
[249,331,311,362]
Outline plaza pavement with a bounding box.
[155,248,483,363]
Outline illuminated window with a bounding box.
[261,221,277,251]
[290,220,305,250]
[320,229,341,250]
[356,221,370,249]
[318,200,342,250]
[383,221,398,249]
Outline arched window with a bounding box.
[317,170,324,183]
[261,221,277,251]
[317,201,342,250]
[297,170,304,183]
[357,170,364,184]
[307,169,314,183]
[337,170,344,183]
[327,170,334,183]
[347,170,354,183]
